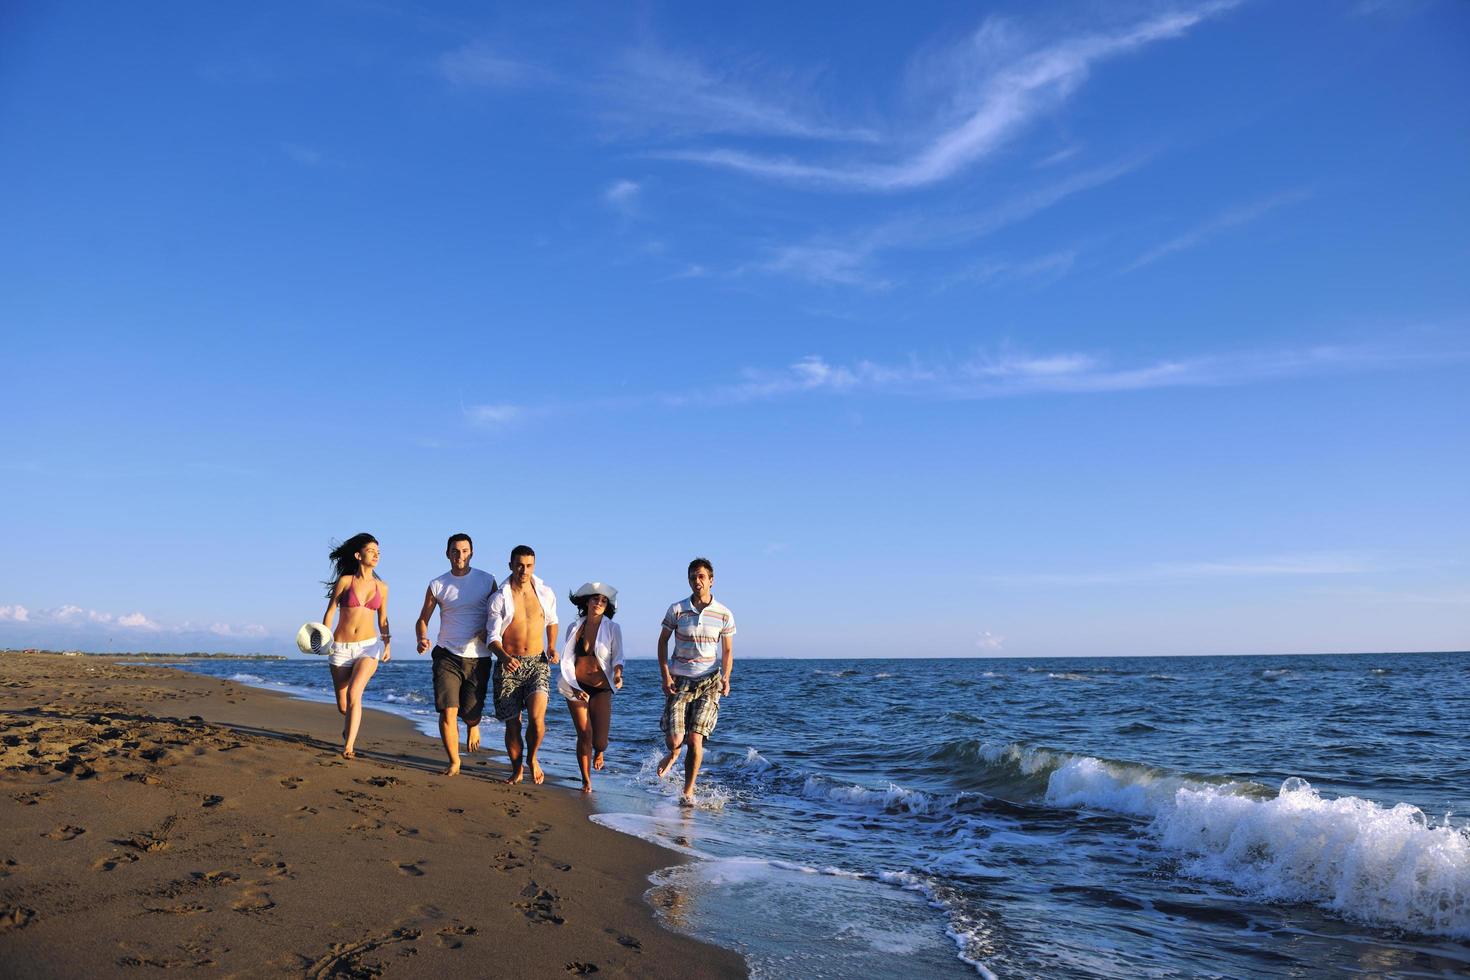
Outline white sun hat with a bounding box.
[569,581,618,605]
[295,621,333,655]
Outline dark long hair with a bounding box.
[324,532,379,600]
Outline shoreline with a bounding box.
[0,652,746,977]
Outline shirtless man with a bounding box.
[484,545,559,784]
[656,557,736,804]
[415,533,497,776]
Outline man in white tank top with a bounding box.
[415,533,498,776]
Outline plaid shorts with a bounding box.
[493,657,550,722]
[661,673,723,741]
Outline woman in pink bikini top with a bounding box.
[320,532,392,759]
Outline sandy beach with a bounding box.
[0,653,745,978]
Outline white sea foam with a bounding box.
[228,672,265,683]
[1149,673,1182,681]
[1262,668,1291,678]
[981,671,999,678]
[737,747,773,772]
[1155,777,1470,938]
[979,741,1470,938]
[874,672,894,679]
[879,870,1001,979]
[382,690,428,705]
[800,776,940,815]
[1047,672,1091,681]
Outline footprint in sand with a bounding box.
[0,905,37,933]
[231,889,276,914]
[12,791,49,806]
[565,962,599,974]
[516,882,565,925]
[359,776,404,788]
[0,858,18,878]
[201,795,224,808]
[94,852,141,872]
[435,924,478,948]
[396,862,426,877]
[279,776,304,790]
[43,825,85,841]
[143,903,208,916]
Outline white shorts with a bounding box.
[328,637,383,668]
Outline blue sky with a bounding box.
[1,0,1466,658]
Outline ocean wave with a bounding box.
[799,775,947,816]
[976,742,1470,938]
[1047,672,1092,681]
[879,870,1000,979]
[228,672,265,683]
[1262,668,1291,678]
[1148,673,1182,681]
[381,690,428,705]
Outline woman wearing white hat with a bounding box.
[558,582,624,793]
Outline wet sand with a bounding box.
[0,653,745,978]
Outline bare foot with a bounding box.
[505,766,524,785]
[531,761,545,785]
[442,762,460,777]
[593,751,606,771]
[466,729,480,753]
[679,793,696,807]
[342,749,355,760]
[656,749,680,779]
[580,782,593,794]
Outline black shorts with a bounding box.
[431,647,492,722]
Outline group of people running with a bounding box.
[319,532,736,801]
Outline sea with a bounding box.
[162,652,1470,979]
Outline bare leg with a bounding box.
[504,715,524,784]
[682,731,705,802]
[525,692,548,785]
[330,664,353,741]
[342,657,379,758]
[657,728,683,779]
[438,707,460,776]
[567,700,593,792]
[591,691,612,771]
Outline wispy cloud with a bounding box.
[1124,188,1313,272]
[603,179,641,214]
[281,143,327,167]
[986,554,1376,587]
[945,248,1078,289]
[601,45,878,142]
[438,42,544,87]
[667,3,1238,191]
[0,603,265,636]
[976,630,1005,651]
[462,403,524,426]
[749,156,1142,286]
[690,339,1463,404]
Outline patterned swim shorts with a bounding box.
[660,673,723,741]
[493,656,550,722]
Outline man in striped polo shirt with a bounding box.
[656,557,736,804]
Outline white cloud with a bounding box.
[751,156,1143,286]
[116,612,160,630]
[438,43,542,87]
[667,3,1238,190]
[602,46,878,142]
[0,605,29,622]
[604,179,641,213]
[1124,188,1313,272]
[281,143,325,167]
[702,339,1462,403]
[463,403,523,426]
[976,630,1005,651]
[211,622,269,637]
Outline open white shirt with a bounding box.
[485,574,559,649]
[556,617,624,699]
